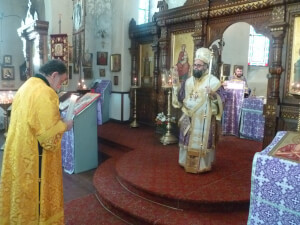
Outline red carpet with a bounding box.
[64,193,127,225]
[65,121,262,225]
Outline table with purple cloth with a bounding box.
[93,80,112,124]
[222,83,244,137]
[240,97,265,142]
[248,131,300,224]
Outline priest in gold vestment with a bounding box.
[0,60,73,224]
[172,48,224,173]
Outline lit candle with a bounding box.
[134,77,137,86]
[291,82,295,91]
[168,76,172,86]
[161,72,166,87]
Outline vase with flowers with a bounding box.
[155,112,176,135]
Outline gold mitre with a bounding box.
[195,48,211,64]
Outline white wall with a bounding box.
[109,93,130,121]
[223,22,250,78]
[111,0,139,92]
[0,0,28,89]
[247,66,268,97]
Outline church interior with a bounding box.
[0,0,299,224]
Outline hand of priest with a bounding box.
[206,86,216,100]
[205,86,213,94]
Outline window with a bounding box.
[248,26,270,66]
[138,0,149,24]
[137,0,159,25]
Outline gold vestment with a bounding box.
[0,77,67,224]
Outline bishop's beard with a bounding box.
[193,69,204,78]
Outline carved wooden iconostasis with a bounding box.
[129,20,160,125]
[281,4,300,133]
[129,0,300,147]
[139,43,154,87]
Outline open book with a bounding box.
[73,93,100,115]
[65,94,80,120]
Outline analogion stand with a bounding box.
[61,93,100,174]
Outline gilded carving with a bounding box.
[156,0,273,27]
[280,105,299,131]
[161,27,168,39]
[210,0,271,18]
[265,103,277,117]
[272,6,285,23]
[195,20,203,32]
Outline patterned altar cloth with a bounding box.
[240,97,265,142]
[222,81,245,136]
[61,111,75,174]
[248,131,300,224]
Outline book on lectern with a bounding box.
[65,94,80,120]
[73,93,100,115]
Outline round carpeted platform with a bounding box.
[114,135,261,211]
[93,122,263,224]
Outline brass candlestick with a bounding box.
[130,85,139,128]
[0,103,12,150]
[0,103,11,136]
[160,87,178,145]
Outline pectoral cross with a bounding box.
[190,90,199,100]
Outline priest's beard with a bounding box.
[193,69,204,78]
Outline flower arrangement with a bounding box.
[155,112,176,134]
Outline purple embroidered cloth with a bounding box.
[248,131,300,224]
[93,80,112,125]
[61,111,75,174]
[222,86,244,136]
[94,80,112,105]
[240,97,265,142]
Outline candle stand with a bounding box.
[0,91,15,150]
[0,103,12,137]
[130,84,139,128]
[160,87,178,145]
